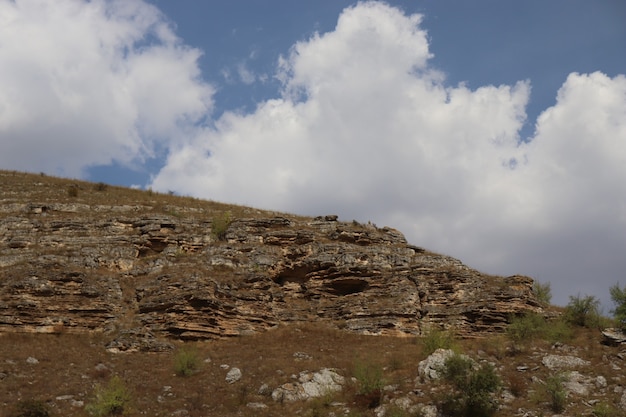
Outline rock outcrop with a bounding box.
[0,171,544,342]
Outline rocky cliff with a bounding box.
[0,171,543,344]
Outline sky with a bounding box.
[1,0,625,311]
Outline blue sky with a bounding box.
[1,0,625,310]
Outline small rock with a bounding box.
[258,383,272,396]
[226,367,242,384]
[602,328,626,346]
[70,400,84,408]
[94,363,109,372]
[417,349,463,381]
[246,402,268,409]
[564,371,589,396]
[419,405,438,417]
[596,375,607,388]
[272,368,344,402]
[541,354,590,370]
[293,351,312,361]
[26,356,39,364]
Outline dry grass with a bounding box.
[0,170,303,223]
[0,323,423,416]
[1,323,625,417]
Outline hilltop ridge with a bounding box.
[0,170,543,345]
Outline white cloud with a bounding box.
[151,2,626,307]
[3,0,623,309]
[0,0,213,177]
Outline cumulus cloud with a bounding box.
[0,0,213,177]
[151,2,626,307]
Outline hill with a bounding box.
[0,170,624,417]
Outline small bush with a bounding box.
[421,327,458,356]
[506,313,546,343]
[174,346,200,376]
[544,373,567,413]
[439,353,501,417]
[352,360,384,408]
[67,185,78,197]
[94,182,108,192]
[610,283,626,331]
[12,400,50,417]
[564,294,601,328]
[533,281,552,305]
[86,375,132,416]
[543,317,574,344]
[211,211,232,241]
[592,401,618,417]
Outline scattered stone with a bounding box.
[226,367,242,384]
[258,383,272,396]
[418,349,459,381]
[293,351,312,361]
[563,371,589,396]
[272,368,344,402]
[105,328,174,353]
[602,328,626,346]
[26,356,39,364]
[246,402,268,409]
[541,354,590,370]
[419,405,438,417]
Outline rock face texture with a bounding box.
[0,171,544,341]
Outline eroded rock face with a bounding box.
[0,176,544,341]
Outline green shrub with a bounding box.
[353,360,384,395]
[86,375,132,416]
[544,373,567,413]
[506,313,546,343]
[12,400,50,417]
[211,211,232,241]
[564,294,601,328]
[352,360,385,409]
[174,346,200,376]
[421,327,458,356]
[543,317,574,344]
[610,283,626,331]
[592,401,617,417]
[533,281,552,305]
[439,353,501,417]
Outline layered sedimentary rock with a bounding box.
[0,174,544,341]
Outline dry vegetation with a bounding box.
[0,169,297,223]
[1,321,625,417]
